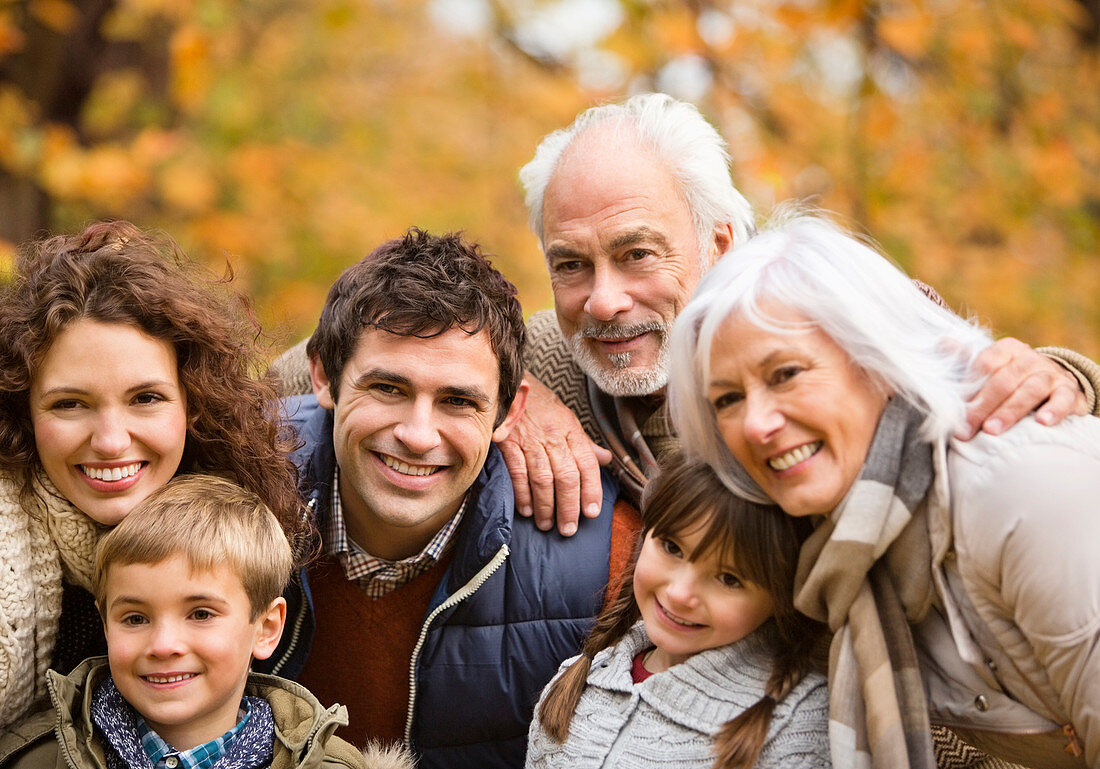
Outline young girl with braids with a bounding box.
[526,456,830,768]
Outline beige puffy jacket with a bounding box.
[917,415,1100,768]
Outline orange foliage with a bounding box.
[1,0,1096,360]
[649,6,700,55]
[170,25,212,113]
[0,11,26,56]
[877,9,935,59]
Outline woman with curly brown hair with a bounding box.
[0,220,306,729]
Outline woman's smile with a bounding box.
[30,320,188,526]
[707,305,888,517]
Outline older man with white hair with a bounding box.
[269,93,1098,532]
[502,92,1098,531]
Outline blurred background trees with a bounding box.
[2,0,1097,357]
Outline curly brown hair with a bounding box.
[0,220,309,554]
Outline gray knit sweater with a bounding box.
[525,622,830,769]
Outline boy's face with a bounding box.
[101,554,285,750]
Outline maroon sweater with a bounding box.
[297,500,641,747]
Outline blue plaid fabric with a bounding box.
[137,700,251,769]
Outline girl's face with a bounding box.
[633,516,774,672]
[30,319,188,525]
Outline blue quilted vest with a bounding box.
[264,394,618,769]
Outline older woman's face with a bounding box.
[30,319,188,525]
[706,307,888,517]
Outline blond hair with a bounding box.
[94,474,294,620]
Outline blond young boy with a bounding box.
[0,475,408,769]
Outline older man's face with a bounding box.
[541,130,718,397]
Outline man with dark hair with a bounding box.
[269,96,1098,534]
[259,229,639,769]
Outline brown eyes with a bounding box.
[771,366,802,385]
[712,391,744,410]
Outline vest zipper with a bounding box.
[269,577,308,676]
[403,543,510,746]
[269,497,317,676]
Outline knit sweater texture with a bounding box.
[296,552,456,746]
[0,470,102,730]
[525,622,831,769]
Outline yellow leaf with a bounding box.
[158,159,217,212]
[651,7,700,55]
[190,212,256,261]
[0,238,15,278]
[81,69,144,137]
[268,279,329,327]
[774,6,814,33]
[132,128,183,166]
[81,144,149,207]
[865,103,899,141]
[29,0,78,34]
[322,1,356,30]
[39,125,83,197]
[170,25,211,112]
[0,84,34,132]
[1028,141,1080,206]
[823,0,864,25]
[949,24,993,66]
[1002,16,1037,50]
[1031,93,1067,126]
[878,9,935,59]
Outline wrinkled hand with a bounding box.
[958,337,1088,439]
[496,374,613,536]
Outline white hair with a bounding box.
[519,92,756,254]
[667,214,993,503]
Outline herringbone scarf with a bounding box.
[794,397,937,769]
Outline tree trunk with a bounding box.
[0,170,49,246]
[0,0,118,243]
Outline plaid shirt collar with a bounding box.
[325,464,467,598]
[137,700,251,769]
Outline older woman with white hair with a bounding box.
[667,214,1100,769]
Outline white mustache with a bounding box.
[579,321,665,340]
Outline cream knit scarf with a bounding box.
[0,469,103,729]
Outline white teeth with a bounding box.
[380,454,440,477]
[660,603,701,627]
[81,462,143,481]
[667,613,699,626]
[144,673,195,683]
[768,442,822,471]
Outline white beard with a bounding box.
[567,321,671,397]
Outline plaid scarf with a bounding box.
[794,397,937,769]
[586,378,678,507]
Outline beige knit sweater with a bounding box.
[0,470,102,730]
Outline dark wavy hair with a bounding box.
[0,220,309,554]
[537,455,825,768]
[306,228,526,425]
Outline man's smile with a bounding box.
[377,452,443,477]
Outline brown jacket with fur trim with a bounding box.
[0,659,412,769]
